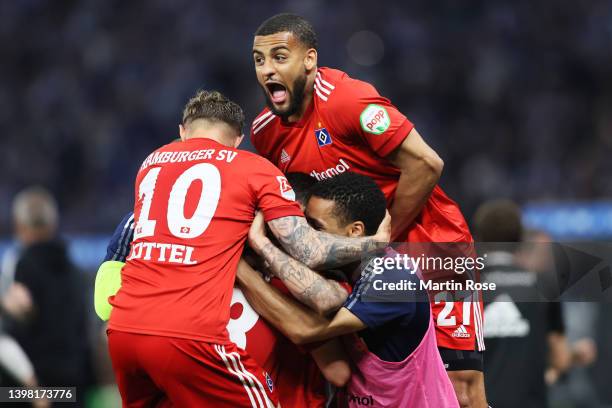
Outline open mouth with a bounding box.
[266,82,288,104]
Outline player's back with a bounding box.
[109,138,302,344]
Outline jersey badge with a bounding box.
[315,127,333,147]
[277,176,296,201]
[265,371,274,392]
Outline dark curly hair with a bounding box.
[308,172,386,235]
[285,172,316,205]
[255,13,318,50]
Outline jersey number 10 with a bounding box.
[133,163,221,240]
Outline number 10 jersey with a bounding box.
[108,138,303,343]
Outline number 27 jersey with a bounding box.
[108,138,303,343]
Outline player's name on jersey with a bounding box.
[127,242,197,265]
[140,149,238,171]
[373,279,496,292]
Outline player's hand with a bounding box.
[248,212,270,253]
[374,210,392,244]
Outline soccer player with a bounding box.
[250,14,486,406]
[107,89,388,407]
[238,173,459,407]
[96,174,351,407]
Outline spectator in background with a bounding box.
[474,199,571,408]
[3,187,90,406]
[0,241,39,390]
[520,230,605,408]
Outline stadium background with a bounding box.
[1,0,611,406]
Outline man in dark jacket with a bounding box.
[4,187,90,405]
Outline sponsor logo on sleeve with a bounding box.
[360,104,390,135]
[277,176,296,201]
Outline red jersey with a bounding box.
[251,67,485,351]
[230,283,327,408]
[109,138,303,344]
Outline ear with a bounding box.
[346,221,366,237]
[179,124,187,141]
[304,48,318,72]
[234,134,245,148]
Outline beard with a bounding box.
[262,74,307,120]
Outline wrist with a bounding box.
[251,236,272,254]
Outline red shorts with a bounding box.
[107,329,278,408]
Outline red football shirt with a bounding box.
[109,138,303,343]
[251,67,472,245]
[229,283,327,408]
[251,68,485,351]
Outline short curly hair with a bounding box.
[308,172,387,235]
[182,90,245,133]
[286,172,316,204]
[255,13,318,50]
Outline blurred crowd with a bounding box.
[1,0,612,234]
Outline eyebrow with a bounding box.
[271,46,290,53]
[305,216,325,230]
[252,45,290,55]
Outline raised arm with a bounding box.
[236,259,366,345]
[386,128,443,240]
[251,211,390,270]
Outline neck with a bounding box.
[184,128,234,147]
[286,70,316,123]
[18,228,54,246]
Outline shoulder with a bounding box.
[235,149,280,174]
[250,108,279,147]
[316,67,378,107]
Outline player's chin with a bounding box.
[266,97,292,116]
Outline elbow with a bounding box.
[425,153,444,181]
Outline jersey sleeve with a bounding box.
[332,80,414,158]
[104,212,135,262]
[248,156,304,222]
[343,276,416,329]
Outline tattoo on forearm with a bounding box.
[259,241,347,314]
[268,216,383,269]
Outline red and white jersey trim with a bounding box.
[474,296,485,351]
[252,111,276,135]
[314,71,335,102]
[214,345,274,408]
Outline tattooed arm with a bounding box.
[257,239,349,315]
[237,259,366,345]
[249,212,390,270]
